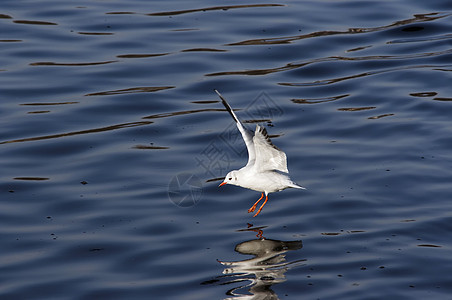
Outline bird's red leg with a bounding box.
[253,195,268,217]
[248,193,264,213]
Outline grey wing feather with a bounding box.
[252,124,288,173]
[215,90,256,167]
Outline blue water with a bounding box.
[1,1,452,299]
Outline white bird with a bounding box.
[216,90,305,217]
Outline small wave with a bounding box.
[85,86,174,96]
[147,4,285,16]
[30,61,117,67]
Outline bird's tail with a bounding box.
[290,182,306,190]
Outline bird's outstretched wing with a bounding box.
[252,124,288,173]
[215,90,255,167]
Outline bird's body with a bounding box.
[231,168,302,193]
[215,90,305,217]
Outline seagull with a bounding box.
[215,90,305,217]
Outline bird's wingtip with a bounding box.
[215,90,241,125]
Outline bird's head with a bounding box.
[219,171,238,187]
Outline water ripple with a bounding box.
[280,63,452,87]
[292,94,349,104]
[30,61,117,67]
[0,121,152,145]
[147,4,285,16]
[20,101,79,106]
[142,108,225,120]
[116,53,170,59]
[84,86,174,96]
[338,107,377,112]
[388,33,452,44]
[13,20,58,25]
[77,32,114,36]
[208,51,452,77]
[226,12,450,46]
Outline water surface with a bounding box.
[1,1,452,299]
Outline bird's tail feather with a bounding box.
[290,183,306,190]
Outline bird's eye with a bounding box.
[229,177,232,180]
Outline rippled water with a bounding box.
[1,1,452,299]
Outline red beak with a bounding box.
[219,181,227,187]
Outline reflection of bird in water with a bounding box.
[203,226,304,300]
[215,90,305,217]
